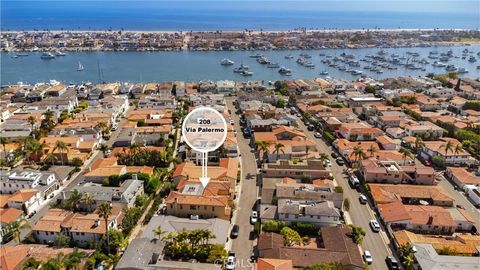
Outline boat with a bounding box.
[319,70,329,75]
[351,70,363,75]
[468,56,477,62]
[40,52,55,59]
[318,53,325,56]
[220,58,234,65]
[284,54,294,59]
[458,67,469,73]
[77,62,84,71]
[233,64,249,73]
[16,53,29,57]
[278,67,292,75]
[240,70,253,76]
[267,63,280,68]
[256,56,270,64]
[477,65,480,70]
[55,51,66,56]
[432,61,447,67]
[249,53,263,58]
[304,62,315,68]
[300,53,312,58]
[377,50,387,55]
[338,66,346,71]
[445,65,457,72]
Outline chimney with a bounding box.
[427,216,433,225]
[94,219,100,227]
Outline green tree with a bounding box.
[414,136,425,154]
[273,142,285,161]
[82,193,95,212]
[308,263,348,270]
[0,137,10,162]
[53,233,71,247]
[95,121,109,139]
[27,115,37,134]
[350,145,366,168]
[65,189,83,211]
[206,244,227,263]
[343,198,350,211]
[70,157,83,170]
[334,186,343,193]
[439,140,455,157]
[8,218,30,243]
[398,243,415,270]
[255,140,270,161]
[280,227,301,246]
[21,257,42,270]
[349,225,366,244]
[262,220,286,233]
[98,143,111,157]
[366,144,378,157]
[97,202,113,254]
[103,229,127,254]
[63,248,87,270]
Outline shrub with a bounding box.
[262,220,286,233]
[289,222,318,236]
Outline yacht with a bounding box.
[319,70,329,75]
[300,53,312,58]
[220,58,234,65]
[284,54,294,59]
[458,67,469,73]
[468,56,477,62]
[249,53,263,58]
[267,63,280,68]
[77,62,84,71]
[304,62,315,68]
[40,52,55,59]
[233,64,249,73]
[433,61,447,67]
[55,51,66,56]
[318,53,325,56]
[351,70,363,75]
[240,70,253,76]
[278,67,292,75]
[256,56,270,64]
[445,65,457,72]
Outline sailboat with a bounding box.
[77,62,84,71]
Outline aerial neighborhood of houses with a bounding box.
[1,74,480,270]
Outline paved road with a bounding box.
[226,98,259,269]
[438,175,480,228]
[297,120,394,270]
[8,117,128,245]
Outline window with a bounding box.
[285,214,289,218]
[334,217,339,221]
[204,206,207,210]
[76,232,79,235]
[81,232,85,235]
[180,205,183,210]
[190,205,197,210]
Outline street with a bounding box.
[297,120,394,270]
[226,98,259,269]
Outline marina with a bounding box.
[2,45,479,84]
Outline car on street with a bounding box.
[230,224,239,238]
[363,250,373,264]
[386,255,400,270]
[359,194,368,204]
[226,253,236,270]
[331,152,339,159]
[456,204,466,209]
[323,159,332,167]
[349,174,360,188]
[314,132,322,138]
[336,157,345,166]
[250,211,258,224]
[307,125,315,131]
[369,219,381,232]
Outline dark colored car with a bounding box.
[336,157,345,166]
[307,125,315,131]
[230,225,239,239]
[331,152,339,159]
[386,256,399,270]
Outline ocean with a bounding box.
[1,1,479,31]
[2,46,479,84]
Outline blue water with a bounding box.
[1,1,479,31]
[2,46,479,84]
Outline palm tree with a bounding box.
[439,140,455,157]
[98,143,111,157]
[82,193,95,212]
[414,136,425,154]
[40,253,64,270]
[54,141,68,165]
[67,189,83,211]
[254,141,270,161]
[366,144,378,157]
[8,218,30,243]
[63,248,87,270]
[453,143,464,163]
[0,137,10,161]
[27,140,45,166]
[350,145,366,168]
[97,202,113,254]
[27,115,37,132]
[44,153,58,166]
[399,147,413,165]
[466,120,474,130]
[153,226,166,239]
[95,121,108,139]
[21,257,42,270]
[399,243,415,270]
[273,142,285,161]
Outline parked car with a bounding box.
[230,224,239,238]
[331,152,339,159]
[423,159,431,166]
[369,219,381,232]
[323,159,332,167]
[314,132,322,138]
[250,211,258,224]
[359,194,368,204]
[456,204,466,209]
[386,256,400,270]
[226,253,236,270]
[307,125,315,131]
[349,174,360,188]
[336,157,345,166]
[363,250,373,264]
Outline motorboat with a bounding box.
[55,51,66,56]
[445,65,457,72]
[284,54,294,59]
[267,63,280,68]
[278,67,292,75]
[319,70,329,75]
[256,56,270,64]
[433,61,447,67]
[458,67,469,73]
[77,62,84,71]
[249,53,263,58]
[233,64,249,73]
[220,58,234,65]
[468,56,477,62]
[40,52,55,59]
[240,70,253,76]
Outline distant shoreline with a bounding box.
[2,28,480,34]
